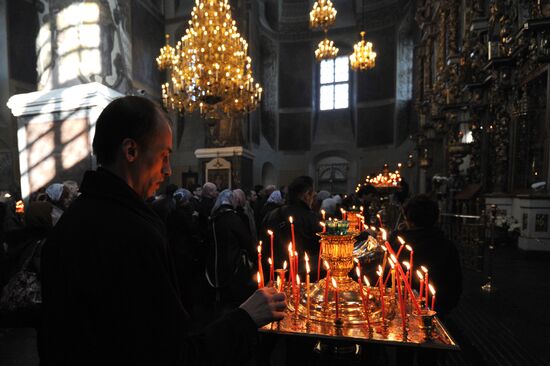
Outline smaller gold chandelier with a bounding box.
[350,31,377,71]
[315,37,339,61]
[156,34,175,70]
[309,0,337,30]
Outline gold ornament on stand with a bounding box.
[350,31,377,71]
[157,0,262,119]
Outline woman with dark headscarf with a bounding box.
[206,190,255,318]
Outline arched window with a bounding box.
[319,56,349,110]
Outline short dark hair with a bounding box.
[288,176,314,205]
[403,194,439,228]
[92,96,167,166]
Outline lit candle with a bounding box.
[295,274,301,318]
[363,275,372,329]
[288,244,295,291]
[267,229,275,282]
[321,209,326,221]
[289,216,296,254]
[377,265,386,322]
[376,213,383,227]
[406,245,414,287]
[332,277,339,319]
[305,253,311,320]
[257,243,264,287]
[320,221,326,233]
[402,261,410,302]
[340,208,347,221]
[396,269,407,332]
[389,258,396,297]
[396,236,406,259]
[378,246,388,287]
[416,270,424,304]
[429,284,436,310]
[421,266,429,304]
[257,271,261,289]
[282,260,288,289]
[268,258,273,284]
[324,260,331,306]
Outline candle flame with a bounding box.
[421,265,428,273]
[257,245,261,253]
[304,252,309,262]
[363,276,370,287]
[405,244,413,252]
[257,271,261,284]
[288,243,293,253]
[283,260,288,270]
[416,270,424,280]
[360,206,364,211]
[370,226,377,231]
[320,222,326,227]
[267,229,273,236]
[306,261,310,273]
[397,236,405,245]
[268,257,272,265]
[381,245,387,252]
[353,258,359,264]
[296,274,300,285]
[323,260,330,270]
[403,261,410,270]
[355,267,361,277]
[380,228,387,240]
[378,264,383,275]
[321,209,326,215]
[388,258,395,268]
[331,277,337,288]
[289,216,293,224]
[429,283,435,295]
[390,254,397,263]
[340,208,345,213]
[376,213,381,219]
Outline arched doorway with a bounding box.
[316,156,349,194]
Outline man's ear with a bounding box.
[121,138,138,162]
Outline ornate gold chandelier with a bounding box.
[309,0,337,30]
[157,0,262,119]
[314,34,339,61]
[350,0,376,71]
[350,31,377,71]
[309,0,338,61]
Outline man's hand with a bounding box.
[239,287,287,327]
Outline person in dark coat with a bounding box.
[39,96,286,366]
[394,194,462,366]
[206,190,256,317]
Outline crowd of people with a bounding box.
[0,96,461,365]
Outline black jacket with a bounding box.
[395,227,462,316]
[40,168,257,366]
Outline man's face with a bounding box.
[193,187,202,197]
[249,190,257,202]
[132,119,172,199]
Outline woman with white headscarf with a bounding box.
[259,190,284,229]
[206,189,255,315]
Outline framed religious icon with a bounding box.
[205,157,231,190]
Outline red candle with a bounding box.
[382,237,422,313]
[282,260,287,289]
[362,275,372,329]
[402,261,410,302]
[377,265,385,321]
[267,229,275,282]
[324,260,331,305]
[257,244,264,287]
[406,245,414,287]
[332,277,339,319]
[396,269,407,332]
[295,275,301,318]
[396,236,406,259]
[429,284,436,310]
[317,241,323,281]
[421,266,429,304]
[257,271,261,289]
[416,270,424,302]
[305,253,311,320]
[268,258,273,283]
[289,216,296,253]
[288,244,295,291]
[294,251,299,277]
